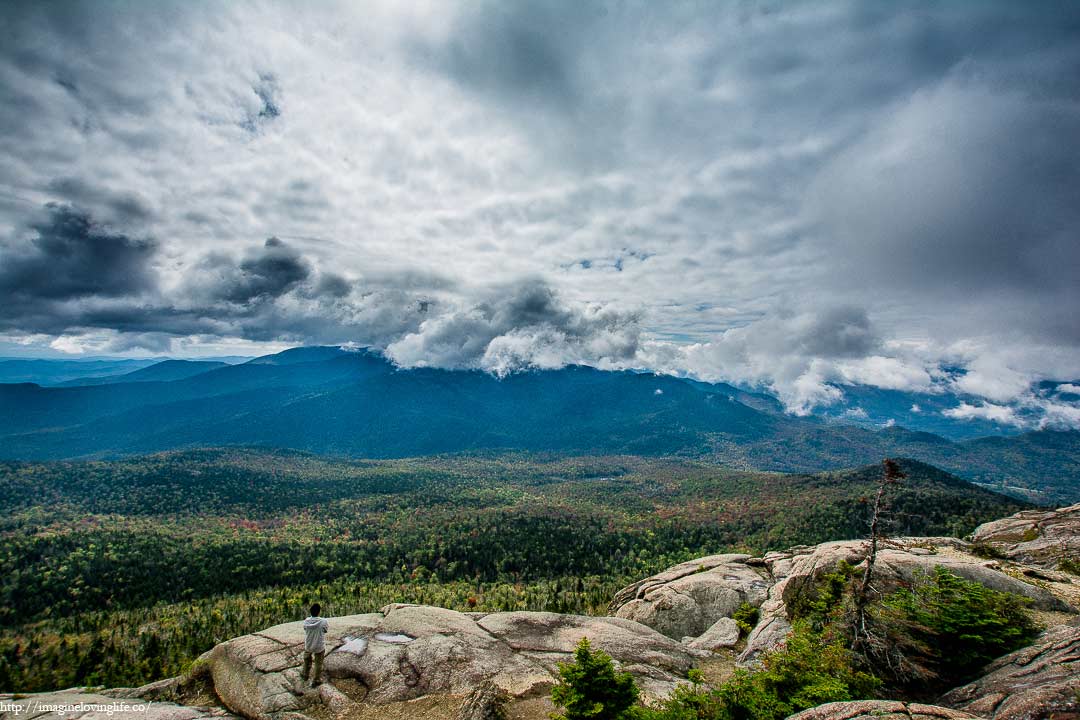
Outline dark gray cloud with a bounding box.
[0,203,157,303]
[312,273,351,299]
[46,178,155,224]
[430,2,590,111]
[799,307,878,359]
[0,203,638,370]
[240,72,281,133]
[0,205,356,340]
[411,1,629,166]
[209,237,313,304]
[808,75,1080,344]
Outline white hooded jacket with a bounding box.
[303,616,329,653]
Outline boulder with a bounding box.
[970,503,1080,569]
[456,681,509,720]
[939,621,1080,720]
[687,617,740,651]
[760,539,1066,615]
[787,700,982,720]
[475,611,702,676]
[610,554,770,640]
[739,612,792,665]
[870,548,1070,612]
[607,538,1075,666]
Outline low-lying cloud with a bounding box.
[386,279,641,376]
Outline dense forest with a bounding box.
[0,449,1026,692]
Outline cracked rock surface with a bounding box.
[205,603,704,720]
[610,553,771,640]
[970,502,1080,569]
[787,700,981,720]
[938,620,1080,720]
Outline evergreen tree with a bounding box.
[551,638,640,720]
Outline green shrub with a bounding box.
[642,622,879,720]
[551,638,641,720]
[720,622,879,720]
[787,560,858,628]
[968,542,1007,560]
[641,670,723,720]
[733,603,760,636]
[182,655,210,679]
[871,566,1039,690]
[1059,556,1080,576]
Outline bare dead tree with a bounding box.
[851,458,906,653]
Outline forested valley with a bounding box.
[0,449,1025,692]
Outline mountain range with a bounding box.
[1,346,1078,503]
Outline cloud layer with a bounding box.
[1,0,1079,428]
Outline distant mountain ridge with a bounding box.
[55,359,229,386]
[1,346,1078,503]
[0,357,158,384]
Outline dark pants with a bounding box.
[302,650,324,684]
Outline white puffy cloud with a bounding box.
[834,356,935,393]
[1039,400,1080,429]
[951,357,1035,404]
[944,402,1021,426]
[385,279,640,375]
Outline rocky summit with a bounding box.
[3,504,1078,720]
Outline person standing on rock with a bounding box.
[301,603,329,687]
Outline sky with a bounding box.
[1,0,1079,427]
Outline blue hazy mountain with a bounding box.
[0,347,784,455]
[811,385,1017,440]
[807,381,1080,441]
[55,359,229,386]
[0,357,158,385]
[0,347,1077,503]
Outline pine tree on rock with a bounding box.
[551,638,640,720]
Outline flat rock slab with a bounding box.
[788,700,982,720]
[0,691,237,720]
[205,605,701,719]
[476,611,701,674]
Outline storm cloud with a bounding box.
[808,75,1080,342]
[0,203,157,303]
[203,237,313,304]
[1,1,1079,427]
[0,204,635,370]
